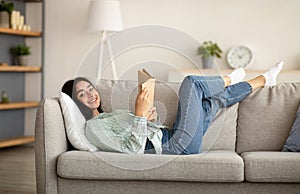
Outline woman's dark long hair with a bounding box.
[61,77,103,120]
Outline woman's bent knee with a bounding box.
[182,75,198,86]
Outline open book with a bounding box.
[138,69,155,110]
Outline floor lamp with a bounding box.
[88,0,123,80]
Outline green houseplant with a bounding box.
[197,41,222,69]
[0,1,14,13]
[0,1,14,28]
[11,45,31,66]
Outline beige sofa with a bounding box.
[35,80,300,194]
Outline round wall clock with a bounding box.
[227,46,253,69]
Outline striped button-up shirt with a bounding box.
[85,110,164,154]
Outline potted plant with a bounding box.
[11,45,31,66]
[0,1,14,28]
[197,41,222,69]
[1,90,9,103]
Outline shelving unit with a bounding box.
[0,0,43,148]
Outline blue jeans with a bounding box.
[161,75,252,155]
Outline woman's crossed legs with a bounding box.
[162,61,284,155]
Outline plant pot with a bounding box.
[17,55,29,66]
[0,11,9,28]
[202,56,214,69]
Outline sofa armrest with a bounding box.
[35,98,68,194]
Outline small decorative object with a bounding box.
[0,0,14,28]
[10,45,31,66]
[227,46,253,69]
[1,90,10,103]
[197,41,222,69]
[10,10,30,31]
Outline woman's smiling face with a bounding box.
[75,80,100,113]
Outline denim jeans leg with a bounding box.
[162,75,225,155]
[214,82,252,107]
[201,82,253,134]
[170,75,226,139]
[162,76,253,155]
[220,82,252,107]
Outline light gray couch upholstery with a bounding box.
[35,80,300,194]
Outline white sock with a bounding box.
[227,68,246,85]
[262,61,284,86]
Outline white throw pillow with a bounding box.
[59,92,99,151]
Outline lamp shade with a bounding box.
[88,0,123,32]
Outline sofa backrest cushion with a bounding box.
[203,103,239,151]
[98,79,238,151]
[237,83,300,154]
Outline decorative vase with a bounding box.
[0,11,9,28]
[202,56,214,69]
[17,55,29,66]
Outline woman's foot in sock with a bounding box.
[227,68,246,85]
[262,61,284,86]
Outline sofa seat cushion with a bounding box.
[57,150,244,182]
[242,152,300,182]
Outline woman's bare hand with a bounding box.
[135,87,150,117]
[147,107,158,122]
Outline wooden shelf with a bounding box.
[0,136,34,148]
[0,101,39,110]
[0,65,41,72]
[0,27,42,37]
[24,0,42,2]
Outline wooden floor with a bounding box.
[0,144,36,194]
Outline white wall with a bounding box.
[44,0,300,98]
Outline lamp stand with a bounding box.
[97,31,118,82]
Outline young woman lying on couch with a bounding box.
[61,61,284,155]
